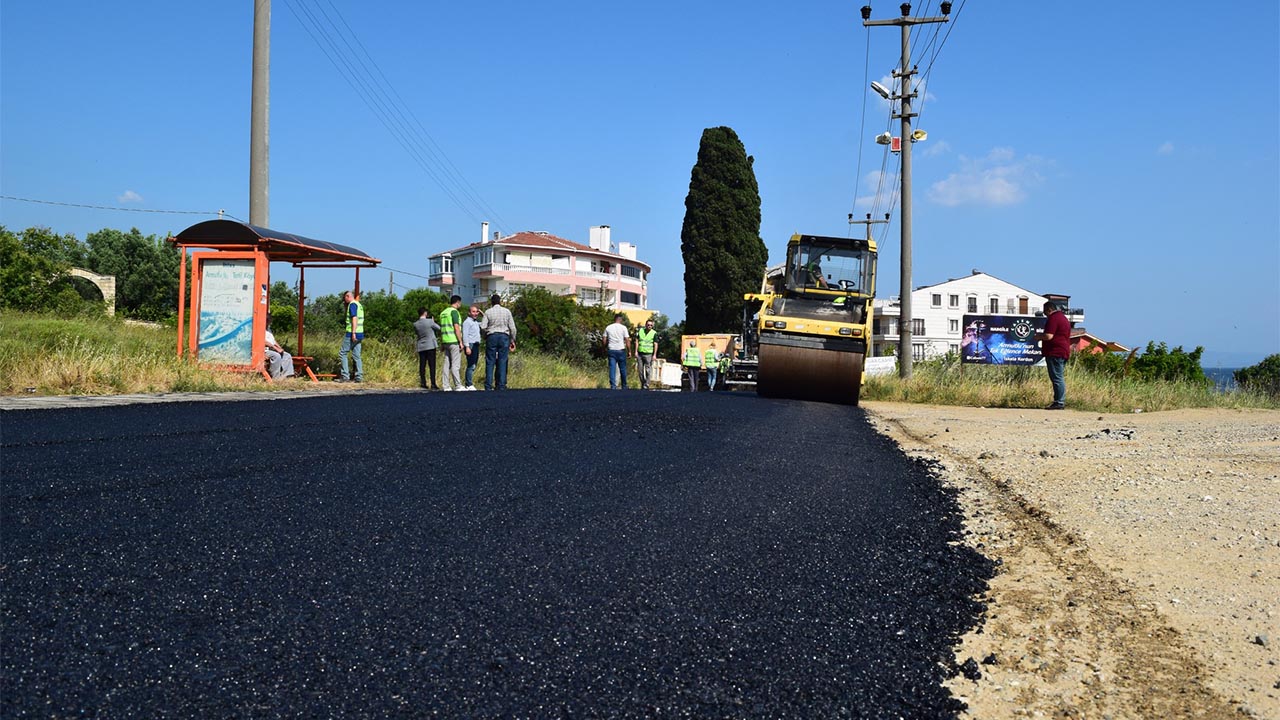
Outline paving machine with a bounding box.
[741,233,877,405]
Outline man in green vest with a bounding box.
[682,339,703,392]
[337,289,364,383]
[438,295,466,391]
[705,341,721,391]
[634,318,658,389]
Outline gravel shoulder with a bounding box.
[865,402,1280,719]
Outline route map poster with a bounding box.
[197,259,255,365]
[961,314,1046,366]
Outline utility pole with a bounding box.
[862,2,949,378]
[848,212,891,244]
[250,0,270,227]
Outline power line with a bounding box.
[316,0,512,234]
[1,195,236,218]
[283,0,509,234]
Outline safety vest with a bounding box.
[705,349,719,368]
[683,346,702,367]
[439,306,461,344]
[636,328,656,354]
[345,301,364,335]
[718,354,731,372]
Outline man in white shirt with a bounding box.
[462,305,482,390]
[263,326,295,380]
[603,314,632,389]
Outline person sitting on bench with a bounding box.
[264,326,295,380]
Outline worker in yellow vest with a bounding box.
[337,289,364,383]
[634,318,658,389]
[705,341,721,391]
[682,339,702,392]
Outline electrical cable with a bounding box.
[1,195,235,218]
[315,0,511,234]
[849,25,874,234]
[283,0,507,232]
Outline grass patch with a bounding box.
[863,355,1279,412]
[0,312,608,395]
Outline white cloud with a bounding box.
[1157,141,1174,155]
[117,190,144,204]
[927,147,1046,207]
[920,140,950,158]
[853,169,899,211]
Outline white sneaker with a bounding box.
[464,385,476,391]
[443,387,454,392]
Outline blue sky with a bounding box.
[3,1,1277,366]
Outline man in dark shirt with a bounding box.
[1036,301,1072,409]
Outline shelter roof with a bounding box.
[170,219,380,266]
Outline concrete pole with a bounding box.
[250,0,270,227]
[898,22,914,378]
[862,4,950,379]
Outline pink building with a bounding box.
[428,224,652,315]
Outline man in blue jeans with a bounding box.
[480,294,517,390]
[337,289,364,383]
[462,304,482,390]
[603,314,631,389]
[1036,301,1072,409]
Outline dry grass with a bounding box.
[863,356,1277,412]
[0,312,606,395]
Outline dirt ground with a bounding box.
[864,402,1280,719]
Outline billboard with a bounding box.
[961,314,1045,366]
[197,259,256,365]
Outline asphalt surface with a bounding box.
[1,389,993,717]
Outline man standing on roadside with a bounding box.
[634,318,657,389]
[337,289,364,383]
[704,341,721,392]
[413,306,441,390]
[481,293,517,390]
[682,339,702,391]
[462,304,482,391]
[604,313,631,389]
[438,295,466,391]
[1036,301,1072,410]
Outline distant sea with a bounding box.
[1204,367,1239,392]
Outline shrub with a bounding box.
[1235,354,1280,397]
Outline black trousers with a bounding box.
[418,349,438,388]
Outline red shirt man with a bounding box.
[1041,305,1072,359]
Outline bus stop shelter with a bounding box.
[169,219,380,381]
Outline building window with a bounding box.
[621,265,642,279]
[476,248,492,266]
[948,294,959,308]
[989,297,1000,314]
[949,343,959,355]
[967,296,978,313]
[949,319,959,333]
[579,288,599,304]
[931,293,942,307]
[620,291,640,305]
[873,318,881,335]
[912,343,926,361]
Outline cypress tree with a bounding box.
[680,126,768,334]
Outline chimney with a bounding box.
[589,225,612,252]
[481,221,490,244]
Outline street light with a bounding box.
[870,80,892,100]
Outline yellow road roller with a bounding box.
[743,233,877,405]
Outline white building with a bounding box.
[428,223,653,321]
[871,270,1084,360]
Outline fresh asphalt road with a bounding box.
[1,389,992,717]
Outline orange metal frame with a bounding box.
[176,249,269,373]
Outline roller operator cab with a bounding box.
[745,233,877,405]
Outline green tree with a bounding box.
[84,227,180,320]
[680,126,768,334]
[1130,342,1209,385]
[0,226,67,310]
[1235,354,1280,397]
